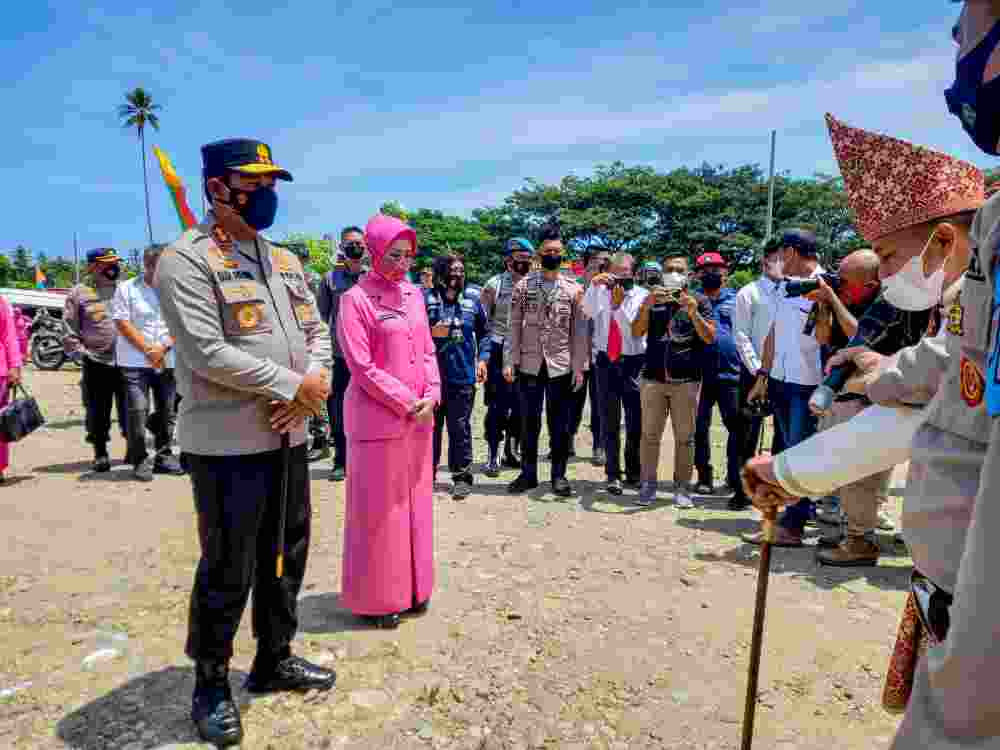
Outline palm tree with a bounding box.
[118,88,161,245]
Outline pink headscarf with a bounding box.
[365,214,417,284]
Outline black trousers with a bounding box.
[433,382,476,482]
[730,367,765,502]
[81,358,127,449]
[570,368,603,451]
[484,344,520,449]
[518,364,573,481]
[595,353,643,482]
[326,357,351,469]
[121,367,177,466]
[694,376,742,488]
[184,444,311,663]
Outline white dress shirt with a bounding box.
[733,276,781,374]
[770,265,825,386]
[582,283,647,357]
[111,277,176,369]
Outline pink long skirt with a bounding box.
[340,421,435,615]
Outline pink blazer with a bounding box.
[0,299,24,377]
[337,273,441,442]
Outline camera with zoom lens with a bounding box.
[784,272,841,298]
[341,240,366,260]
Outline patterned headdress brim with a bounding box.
[826,113,984,242]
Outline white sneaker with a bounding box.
[675,493,694,509]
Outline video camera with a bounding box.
[784,272,841,298]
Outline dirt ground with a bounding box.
[0,366,911,750]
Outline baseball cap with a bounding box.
[504,237,535,256]
[695,252,726,268]
[201,138,293,181]
[86,248,120,264]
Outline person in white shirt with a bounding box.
[111,244,184,481]
[728,239,784,509]
[744,229,825,545]
[583,253,647,496]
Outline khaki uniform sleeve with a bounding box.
[505,279,525,371]
[157,243,304,401]
[867,329,950,407]
[287,256,332,374]
[62,287,84,357]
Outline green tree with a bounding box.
[404,209,495,283]
[280,233,335,275]
[379,200,407,221]
[11,245,32,284]
[119,87,162,245]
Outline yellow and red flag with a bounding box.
[153,145,198,230]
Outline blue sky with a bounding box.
[0,1,982,259]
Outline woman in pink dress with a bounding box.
[337,214,441,629]
[12,307,29,361]
[0,299,24,482]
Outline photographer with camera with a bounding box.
[632,254,716,507]
[317,226,367,482]
[583,252,646,496]
[730,241,784,509]
[743,229,826,546]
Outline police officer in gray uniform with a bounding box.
[316,226,366,481]
[156,139,335,747]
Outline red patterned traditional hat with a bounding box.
[826,113,984,242]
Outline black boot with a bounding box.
[92,444,111,473]
[245,646,337,694]
[192,661,243,747]
[502,436,521,468]
[484,443,501,477]
[508,469,539,494]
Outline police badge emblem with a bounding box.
[236,303,262,330]
[946,300,965,336]
[960,356,985,407]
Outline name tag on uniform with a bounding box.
[987,271,1000,416]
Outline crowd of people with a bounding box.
[29,3,1000,746]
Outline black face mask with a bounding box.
[701,271,723,290]
[619,277,635,291]
[540,254,562,271]
[645,273,663,288]
[447,273,464,290]
[946,20,1000,155]
[225,185,279,230]
[512,260,531,276]
[103,266,121,282]
[342,241,365,260]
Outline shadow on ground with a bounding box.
[42,418,86,431]
[676,515,912,592]
[297,592,372,634]
[56,665,249,750]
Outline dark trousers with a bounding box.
[769,378,819,532]
[731,367,764,502]
[518,365,573,481]
[185,444,311,663]
[569,368,603,450]
[433,382,475,482]
[81,357,127,449]
[484,344,520,449]
[326,357,351,469]
[121,367,177,466]
[595,353,643,482]
[694,376,742,488]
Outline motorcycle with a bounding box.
[30,310,67,371]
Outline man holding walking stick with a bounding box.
[157,138,336,747]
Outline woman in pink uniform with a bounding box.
[0,299,24,482]
[337,214,441,629]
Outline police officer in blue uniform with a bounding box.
[425,253,490,499]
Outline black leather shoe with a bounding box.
[728,495,752,511]
[154,454,186,475]
[92,452,111,473]
[362,613,401,629]
[192,664,243,747]
[405,599,430,617]
[245,654,337,694]
[552,478,573,497]
[507,474,539,494]
[484,446,501,477]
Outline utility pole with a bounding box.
[73,232,80,284]
[765,130,777,242]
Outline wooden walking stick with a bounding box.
[741,503,778,750]
[276,432,291,578]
